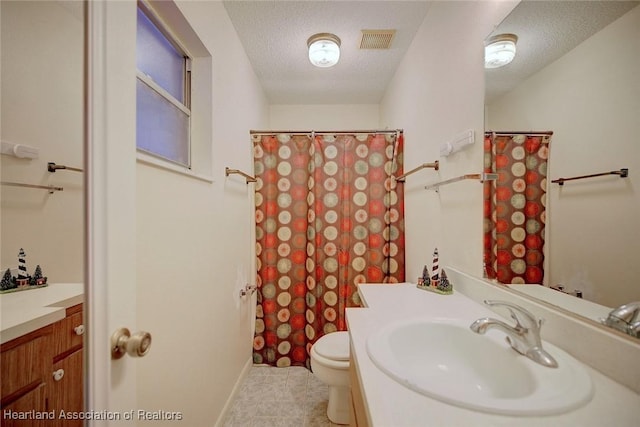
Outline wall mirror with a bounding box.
[1,0,85,284]
[484,1,639,333]
[1,0,85,396]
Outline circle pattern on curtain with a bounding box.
[484,133,550,284]
[253,132,405,367]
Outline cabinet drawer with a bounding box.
[52,305,83,358]
[1,331,50,402]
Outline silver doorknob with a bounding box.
[111,327,152,359]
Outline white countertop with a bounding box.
[347,282,640,426]
[1,283,84,344]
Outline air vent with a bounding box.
[359,29,396,49]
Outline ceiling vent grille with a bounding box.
[359,29,396,49]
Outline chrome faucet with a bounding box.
[470,300,558,368]
[601,301,640,338]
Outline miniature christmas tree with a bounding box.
[437,269,453,293]
[421,265,429,284]
[31,265,46,286]
[1,269,13,290]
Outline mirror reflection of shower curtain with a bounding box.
[483,132,552,284]
[252,132,405,367]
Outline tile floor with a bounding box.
[222,365,342,427]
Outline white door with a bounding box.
[85,1,140,424]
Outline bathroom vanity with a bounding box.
[1,283,84,426]
[346,268,640,426]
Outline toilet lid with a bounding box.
[314,331,350,361]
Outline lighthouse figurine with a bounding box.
[15,248,30,286]
[430,248,440,287]
[0,249,48,293]
[415,247,452,295]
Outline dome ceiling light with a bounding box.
[485,33,518,69]
[307,33,341,68]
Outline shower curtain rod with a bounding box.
[485,131,554,136]
[250,129,402,136]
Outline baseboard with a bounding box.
[213,356,253,427]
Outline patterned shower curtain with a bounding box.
[252,132,405,367]
[483,132,551,284]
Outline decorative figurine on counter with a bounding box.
[0,249,48,294]
[437,269,453,294]
[15,248,30,286]
[30,265,47,286]
[430,248,440,286]
[420,265,430,286]
[416,248,453,295]
[1,269,14,291]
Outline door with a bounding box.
[85,1,139,424]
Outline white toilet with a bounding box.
[310,331,351,425]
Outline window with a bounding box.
[136,5,191,167]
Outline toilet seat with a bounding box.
[314,331,350,361]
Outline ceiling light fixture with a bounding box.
[484,33,518,69]
[307,33,341,68]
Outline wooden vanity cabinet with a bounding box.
[1,304,83,427]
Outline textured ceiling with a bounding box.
[485,1,639,103]
[223,1,432,104]
[223,1,638,106]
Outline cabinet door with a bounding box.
[1,332,49,401]
[49,349,83,427]
[0,384,47,427]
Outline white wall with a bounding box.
[134,1,268,425]
[380,1,517,281]
[486,6,640,307]
[269,104,380,130]
[1,1,84,283]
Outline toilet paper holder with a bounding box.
[239,283,257,297]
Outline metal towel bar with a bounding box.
[425,173,498,191]
[1,181,63,193]
[48,162,83,173]
[551,168,628,186]
[225,167,256,183]
[395,161,439,182]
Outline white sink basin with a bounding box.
[366,318,593,415]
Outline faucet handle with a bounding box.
[483,300,540,331]
[602,302,640,337]
[607,302,640,323]
[629,321,640,338]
